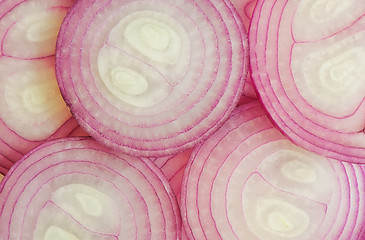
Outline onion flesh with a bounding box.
[249,0,365,163]
[0,0,79,166]
[0,137,181,240]
[181,101,365,239]
[55,0,248,157]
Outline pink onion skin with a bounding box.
[55,0,248,158]
[0,154,15,175]
[150,148,192,205]
[67,125,90,137]
[230,0,258,99]
[145,149,193,240]
[0,137,182,240]
[0,0,79,167]
[180,101,365,240]
[249,0,365,163]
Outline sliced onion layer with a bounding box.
[181,101,365,239]
[249,0,365,163]
[0,137,181,239]
[0,0,79,165]
[56,0,248,157]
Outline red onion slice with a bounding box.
[0,137,181,239]
[249,0,365,163]
[56,0,248,157]
[181,101,365,239]
[0,0,79,165]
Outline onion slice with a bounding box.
[55,0,248,157]
[249,0,365,163]
[180,101,365,239]
[0,0,79,165]
[0,137,181,239]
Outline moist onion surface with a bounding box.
[0,137,181,240]
[249,0,365,163]
[181,101,365,240]
[55,0,248,157]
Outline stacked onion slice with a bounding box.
[250,0,365,163]
[0,137,181,239]
[56,0,248,157]
[181,101,365,239]
[0,0,79,171]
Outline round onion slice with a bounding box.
[0,0,79,165]
[180,101,365,239]
[55,0,248,157]
[249,0,365,163]
[0,137,181,239]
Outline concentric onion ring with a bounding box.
[55,0,248,157]
[250,0,365,163]
[0,137,181,239]
[181,101,365,239]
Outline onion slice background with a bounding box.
[0,0,79,167]
[56,0,248,157]
[0,137,181,240]
[180,101,365,239]
[249,0,365,163]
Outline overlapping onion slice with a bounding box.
[0,0,79,166]
[55,0,248,157]
[0,137,181,239]
[249,0,365,163]
[181,101,365,239]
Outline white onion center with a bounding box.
[310,0,353,23]
[109,67,148,96]
[256,198,310,236]
[26,13,64,43]
[97,11,188,107]
[124,17,181,64]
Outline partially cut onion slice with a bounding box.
[56,0,248,157]
[249,0,365,163]
[181,101,365,239]
[0,137,181,239]
[0,0,79,165]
